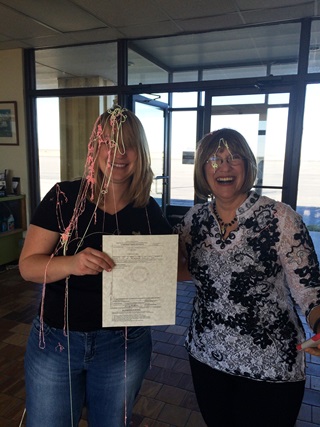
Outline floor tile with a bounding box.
[1,267,320,426]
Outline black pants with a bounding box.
[189,355,305,427]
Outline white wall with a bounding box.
[0,49,29,221]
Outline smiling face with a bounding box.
[204,146,246,204]
[86,108,154,207]
[98,139,138,185]
[194,129,257,203]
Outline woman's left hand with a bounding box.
[304,345,320,357]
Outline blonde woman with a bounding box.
[20,107,172,427]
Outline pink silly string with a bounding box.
[105,106,127,156]
[39,107,129,348]
[38,107,133,425]
[55,342,65,352]
[63,276,70,337]
[38,252,55,349]
[85,123,101,201]
[38,183,88,347]
[38,286,46,349]
[55,185,69,233]
[85,107,128,205]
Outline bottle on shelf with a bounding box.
[1,216,7,232]
[7,214,15,231]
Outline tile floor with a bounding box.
[0,265,319,427]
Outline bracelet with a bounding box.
[312,318,320,334]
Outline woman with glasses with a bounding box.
[176,128,320,427]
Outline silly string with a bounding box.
[210,137,233,173]
[39,106,128,346]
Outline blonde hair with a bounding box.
[194,128,257,200]
[85,108,154,208]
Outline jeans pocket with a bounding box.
[31,315,55,337]
[122,326,151,342]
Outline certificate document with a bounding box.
[102,234,178,327]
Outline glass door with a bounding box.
[297,83,320,258]
[133,95,169,211]
[207,92,290,201]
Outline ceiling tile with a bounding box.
[117,21,183,39]
[72,0,170,27]
[242,3,317,24]
[0,0,108,32]
[177,14,245,32]
[235,0,312,10]
[0,4,60,39]
[69,28,125,44]
[155,0,237,19]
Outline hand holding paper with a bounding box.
[102,234,178,327]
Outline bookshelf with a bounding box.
[0,195,26,265]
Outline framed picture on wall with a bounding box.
[0,101,19,145]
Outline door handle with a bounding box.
[154,176,169,193]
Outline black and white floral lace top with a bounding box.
[175,191,320,382]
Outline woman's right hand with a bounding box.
[303,345,320,357]
[19,224,115,283]
[69,247,115,276]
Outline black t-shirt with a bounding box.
[31,179,172,331]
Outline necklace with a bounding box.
[212,202,237,235]
[111,185,152,235]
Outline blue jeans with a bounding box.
[24,316,152,427]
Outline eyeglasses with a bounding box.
[206,153,244,168]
